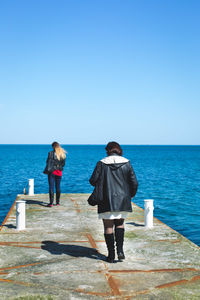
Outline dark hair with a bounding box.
[105,141,123,156]
[52,141,60,149]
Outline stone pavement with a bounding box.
[0,193,199,299]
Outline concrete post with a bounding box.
[144,199,154,228]
[28,179,34,196]
[16,200,26,230]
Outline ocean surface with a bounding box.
[0,145,199,246]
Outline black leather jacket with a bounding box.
[89,154,138,213]
[46,151,65,172]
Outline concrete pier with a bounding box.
[0,193,199,299]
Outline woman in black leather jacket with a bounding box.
[89,142,138,263]
[44,142,66,207]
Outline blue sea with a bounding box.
[0,145,199,246]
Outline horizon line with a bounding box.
[0,144,200,146]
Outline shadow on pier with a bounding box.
[25,199,47,207]
[41,240,106,261]
[126,222,144,227]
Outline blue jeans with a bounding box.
[48,173,62,194]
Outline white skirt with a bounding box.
[98,211,128,220]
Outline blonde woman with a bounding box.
[44,142,66,207]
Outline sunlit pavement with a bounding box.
[0,193,199,299]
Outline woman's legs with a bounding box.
[103,219,114,234]
[102,218,126,262]
[114,219,125,260]
[55,175,61,205]
[114,218,124,229]
[48,174,55,205]
[103,219,115,263]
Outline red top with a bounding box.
[52,170,62,176]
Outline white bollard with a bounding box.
[28,179,34,196]
[144,199,154,228]
[16,200,26,230]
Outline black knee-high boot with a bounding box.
[56,192,60,205]
[104,233,115,263]
[115,228,125,260]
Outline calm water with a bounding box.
[0,145,199,246]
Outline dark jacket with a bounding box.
[44,151,65,174]
[89,154,138,213]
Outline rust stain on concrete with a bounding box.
[109,268,198,273]
[189,275,200,282]
[156,239,181,243]
[0,242,41,249]
[86,233,98,250]
[1,240,89,244]
[105,274,121,296]
[0,196,19,232]
[156,279,188,289]
[0,278,30,286]
[70,198,81,213]
[0,262,42,271]
[156,275,200,290]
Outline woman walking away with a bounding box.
[89,142,138,263]
[43,142,66,207]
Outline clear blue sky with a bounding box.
[0,0,199,145]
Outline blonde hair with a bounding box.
[52,142,66,160]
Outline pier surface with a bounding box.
[0,193,199,299]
